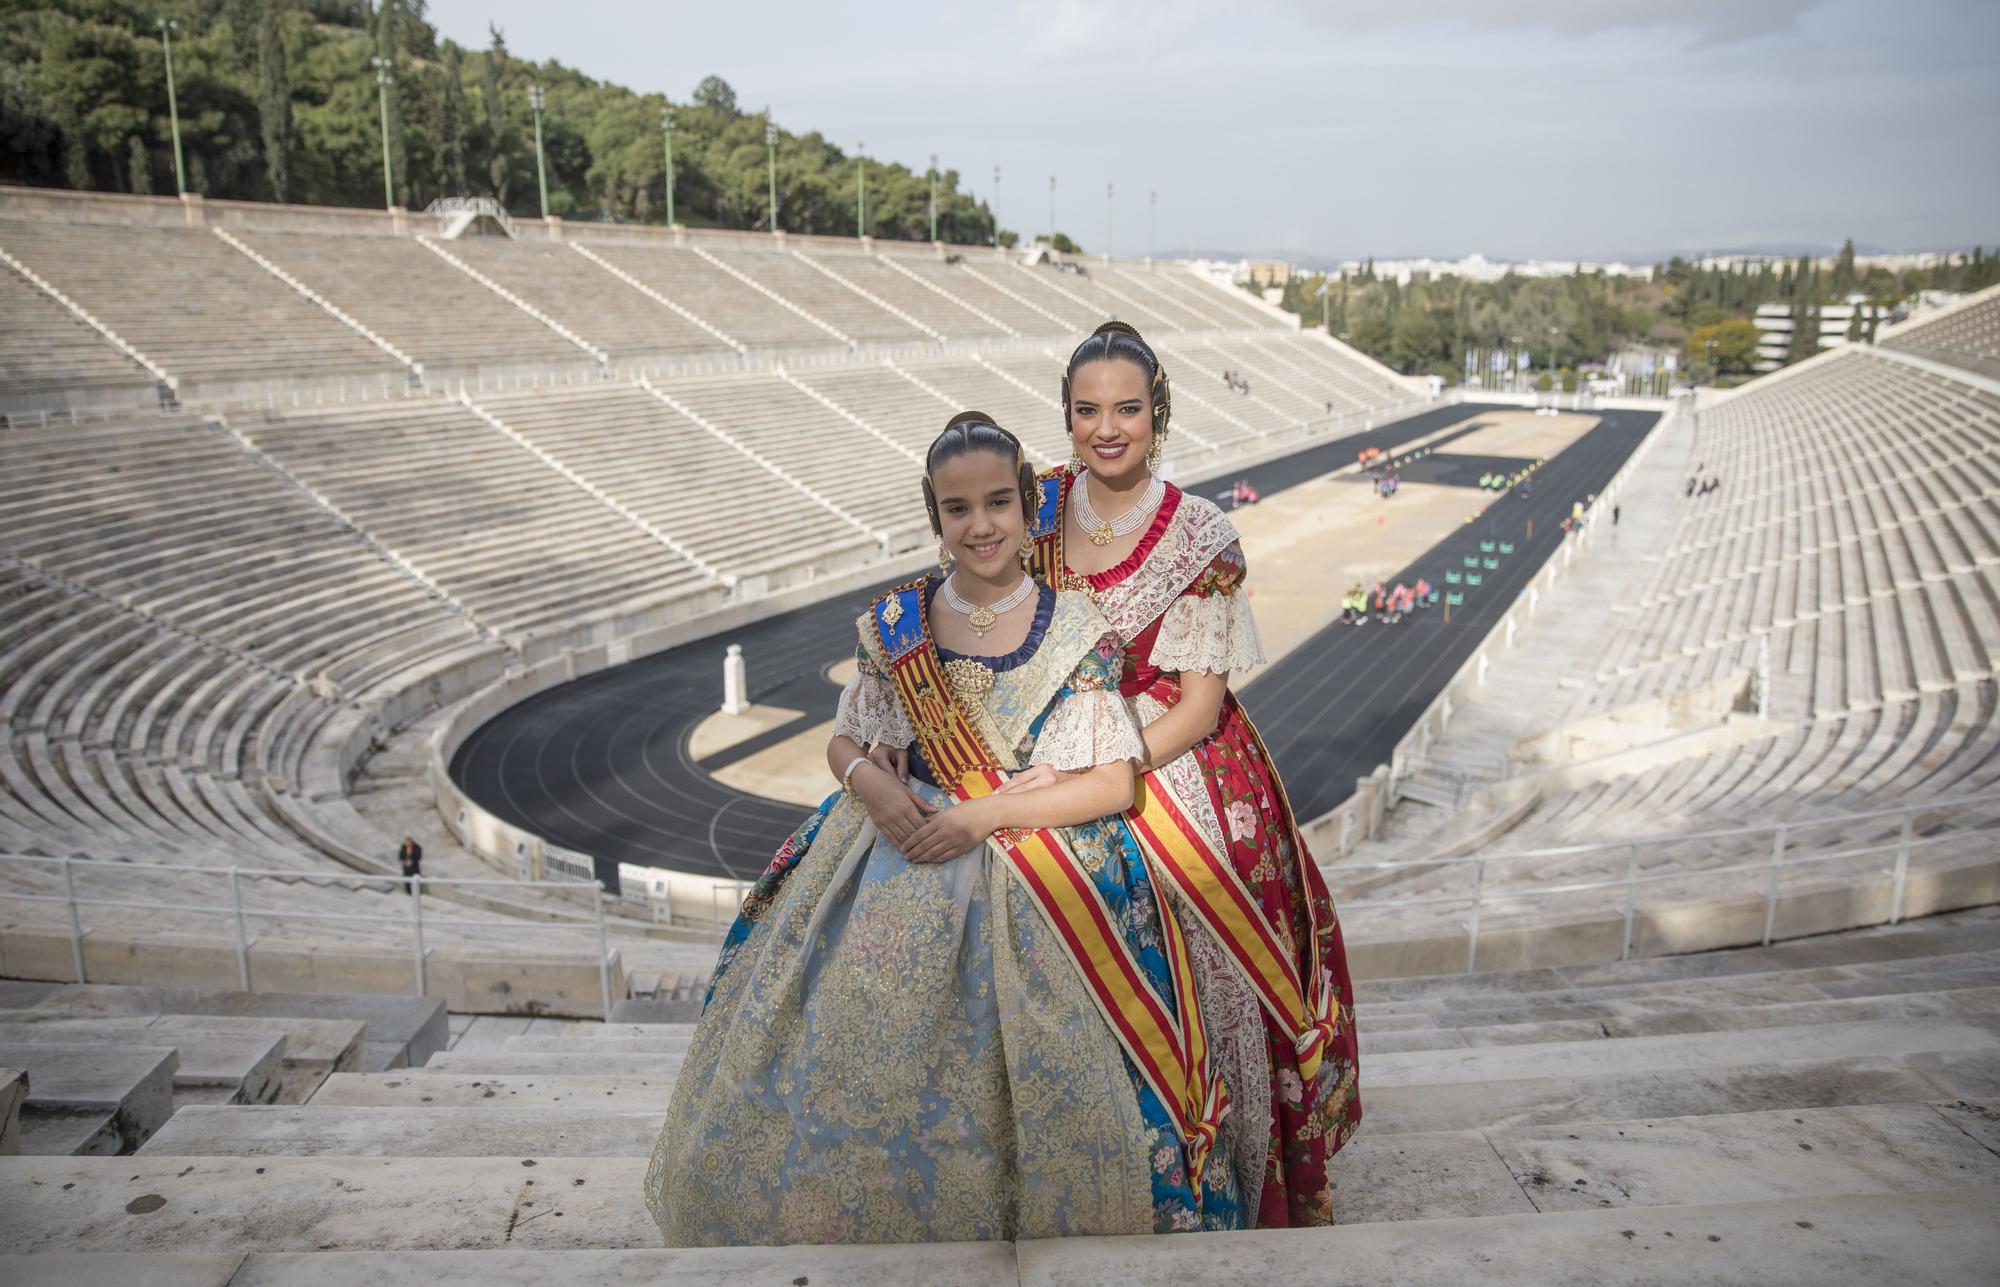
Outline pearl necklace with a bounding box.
[1074,474,1165,547]
[941,572,1034,637]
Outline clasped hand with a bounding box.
[850,748,1065,864]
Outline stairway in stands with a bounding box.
[1,907,1994,1283]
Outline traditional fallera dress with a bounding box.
[1029,468,1362,1228]
[645,578,1242,1245]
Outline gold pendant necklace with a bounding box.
[1087,519,1116,547]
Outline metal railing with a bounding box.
[1328,790,2000,973]
[0,855,621,1020]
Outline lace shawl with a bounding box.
[1148,542,1267,676]
[1027,633,1148,770]
[831,643,915,748]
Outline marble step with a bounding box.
[418,1051,687,1077]
[2,1043,177,1155]
[3,1102,1997,1255]
[139,1106,665,1158]
[0,1067,23,1154]
[501,1032,692,1054]
[0,1023,283,1105]
[1351,909,2000,1009]
[29,986,446,1073]
[3,1185,1996,1284]
[1356,948,2000,1024]
[309,1072,673,1109]
[1364,1018,1999,1089]
[1361,985,2000,1054]
[0,1011,367,1106]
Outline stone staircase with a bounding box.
[0,908,1995,1282]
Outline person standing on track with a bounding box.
[1023,321,1361,1227]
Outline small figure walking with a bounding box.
[397,835,423,893]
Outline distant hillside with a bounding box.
[0,0,998,243]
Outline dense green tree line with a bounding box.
[1280,240,1999,381]
[0,0,1003,242]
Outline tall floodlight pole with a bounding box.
[993,165,1001,246]
[157,19,186,196]
[660,105,676,225]
[1104,182,1113,262]
[1047,175,1056,243]
[928,153,939,243]
[529,84,550,219]
[1149,189,1157,261]
[370,57,395,209]
[855,142,866,238]
[765,121,778,232]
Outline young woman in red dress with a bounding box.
[1011,322,1361,1227]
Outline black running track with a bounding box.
[450,404,1658,886]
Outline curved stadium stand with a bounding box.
[0,188,1994,1277]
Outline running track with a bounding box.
[449,404,1659,886]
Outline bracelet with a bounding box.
[840,755,872,795]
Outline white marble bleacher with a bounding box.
[231,231,588,377]
[893,256,1075,335]
[1094,265,1219,331]
[1148,269,1291,331]
[467,383,874,587]
[784,361,966,458]
[702,245,929,345]
[577,238,835,349]
[1340,348,2000,948]
[1275,335,1419,408]
[0,267,156,409]
[979,262,1112,330]
[648,371,929,543]
[802,249,1011,339]
[3,910,1993,1281]
[894,357,1068,465]
[1881,286,2000,382]
[233,399,716,643]
[434,237,732,364]
[1156,339,1298,435]
[0,219,403,398]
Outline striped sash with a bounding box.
[868,578,1224,1179]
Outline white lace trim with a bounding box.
[1028,689,1147,770]
[1149,589,1266,676]
[1089,490,1240,642]
[831,669,914,749]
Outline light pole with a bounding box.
[528,84,550,219]
[1047,175,1055,245]
[1104,182,1113,262]
[992,165,1001,246]
[1548,324,1560,379]
[157,19,186,197]
[856,142,866,239]
[660,105,675,226]
[765,121,778,233]
[1149,189,1157,261]
[928,153,938,243]
[370,57,395,209]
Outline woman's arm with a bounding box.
[827,732,934,846]
[1138,669,1228,769]
[900,761,1135,864]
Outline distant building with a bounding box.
[1750,300,1884,371]
[1246,261,1293,289]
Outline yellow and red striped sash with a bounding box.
[868,578,1224,1179]
[1025,469,1342,1082]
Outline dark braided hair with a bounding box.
[1061,320,1172,441]
[921,411,1037,537]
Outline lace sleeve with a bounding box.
[1029,633,1147,770]
[1150,540,1266,675]
[831,644,914,748]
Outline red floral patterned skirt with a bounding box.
[1136,678,1362,1228]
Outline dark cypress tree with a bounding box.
[257,4,292,202]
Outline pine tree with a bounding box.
[375,0,411,206]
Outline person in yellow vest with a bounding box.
[646,413,1241,1245]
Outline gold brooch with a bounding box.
[881,596,903,627]
[942,658,996,702]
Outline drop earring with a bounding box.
[1146,432,1165,470]
[937,538,954,575]
[1018,534,1034,570]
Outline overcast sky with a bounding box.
[429,0,1999,264]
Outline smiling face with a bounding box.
[930,446,1027,580]
[1067,357,1155,487]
